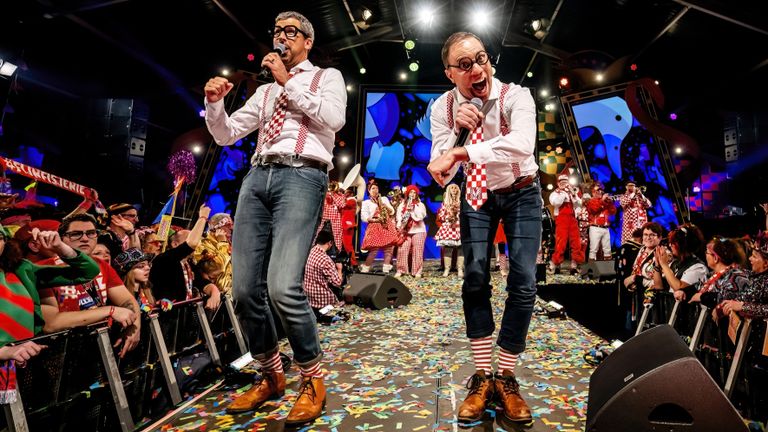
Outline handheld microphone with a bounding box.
[259,42,286,78]
[453,97,484,147]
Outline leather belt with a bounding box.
[254,154,328,172]
[492,174,537,195]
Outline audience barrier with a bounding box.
[2,295,247,432]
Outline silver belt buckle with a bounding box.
[288,154,304,167]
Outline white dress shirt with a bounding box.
[430,78,538,191]
[205,60,347,171]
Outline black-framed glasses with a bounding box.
[63,229,99,240]
[272,25,308,40]
[446,51,490,72]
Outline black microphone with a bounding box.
[259,42,286,78]
[453,97,484,147]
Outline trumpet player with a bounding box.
[548,174,585,275]
[586,183,617,260]
[619,181,652,244]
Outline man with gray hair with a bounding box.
[203,10,346,424]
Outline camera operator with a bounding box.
[303,230,345,324]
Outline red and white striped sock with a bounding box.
[260,351,284,374]
[300,362,324,379]
[470,336,493,374]
[497,348,519,375]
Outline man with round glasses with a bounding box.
[37,214,142,358]
[428,32,540,424]
[203,10,346,425]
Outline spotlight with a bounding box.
[404,39,416,50]
[569,177,578,186]
[409,61,419,72]
[596,73,604,82]
[399,72,407,81]
[654,80,660,85]
[693,186,701,193]
[471,9,490,29]
[540,89,549,97]
[544,103,556,111]
[418,6,435,26]
[221,68,230,76]
[360,67,367,74]
[341,155,350,164]
[362,8,373,21]
[0,59,19,78]
[247,53,255,62]
[346,84,354,92]
[674,146,683,155]
[528,18,550,39]
[526,71,533,78]
[198,109,206,118]
[546,183,554,191]
[192,145,202,155]
[630,63,638,71]
[669,113,677,120]
[559,77,569,87]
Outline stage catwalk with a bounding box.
[153,262,604,431]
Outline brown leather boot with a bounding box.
[285,376,326,425]
[457,371,495,422]
[494,370,532,422]
[227,370,286,413]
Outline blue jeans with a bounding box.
[231,164,327,367]
[460,179,542,354]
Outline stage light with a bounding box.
[546,183,554,191]
[528,18,550,39]
[569,177,578,186]
[654,80,660,85]
[693,186,701,193]
[409,61,419,72]
[198,109,206,118]
[417,6,435,26]
[247,53,255,62]
[544,103,556,112]
[221,68,230,76]
[630,63,638,71]
[404,39,416,50]
[362,8,373,21]
[399,72,407,81]
[192,145,202,155]
[0,59,19,78]
[540,89,549,97]
[675,146,683,155]
[596,73,604,82]
[360,67,367,74]
[341,155,350,164]
[669,113,677,120]
[559,77,569,87]
[526,71,533,78]
[346,84,353,92]
[471,9,490,29]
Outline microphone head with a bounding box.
[470,97,483,109]
[273,42,286,54]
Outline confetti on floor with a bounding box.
[155,261,605,431]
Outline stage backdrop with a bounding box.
[357,86,450,259]
[561,87,682,248]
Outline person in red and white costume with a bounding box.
[618,181,652,244]
[316,181,345,251]
[341,188,359,266]
[360,181,398,273]
[585,183,617,260]
[435,184,462,277]
[395,185,428,278]
[548,174,584,274]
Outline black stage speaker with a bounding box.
[343,274,412,310]
[587,325,747,432]
[580,260,616,280]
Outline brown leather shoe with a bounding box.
[494,370,532,422]
[227,370,286,413]
[457,371,495,422]
[285,376,326,425]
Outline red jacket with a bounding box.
[586,197,617,227]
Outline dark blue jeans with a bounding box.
[460,179,542,354]
[231,164,327,367]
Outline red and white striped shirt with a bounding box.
[303,245,342,309]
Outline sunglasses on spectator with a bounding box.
[643,233,659,238]
[63,229,100,240]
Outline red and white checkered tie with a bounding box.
[465,126,487,210]
[261,71,296,146]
